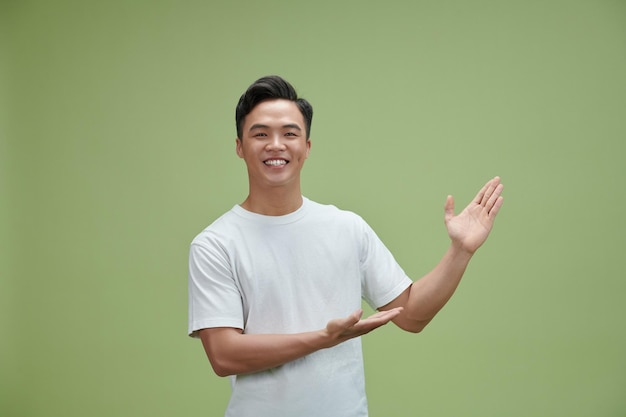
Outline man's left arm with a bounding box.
[381,176,504,333]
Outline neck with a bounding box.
[240,186,303,216]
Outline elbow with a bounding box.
[212,366,232,378]
[399,318,431,334]
[404,324,426,334]
[209,359,229,377]
[210,361,236,377]
[208,356,237,377]
[199,328,244,377]
[406,326,423,334]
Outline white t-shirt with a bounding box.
[188,197,412,417]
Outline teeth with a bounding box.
[265,159,287,166]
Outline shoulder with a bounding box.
[306,197,358,217]
[304,198,369,229]
[191,208,241,248]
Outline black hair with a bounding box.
[235,75,313,139]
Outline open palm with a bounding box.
[444,177,504,254]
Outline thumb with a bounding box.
[350,309,364,324]
[444,195,455,223]
[339,309,363,329]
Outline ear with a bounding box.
[235,138,243,158]
[305,138,311,159]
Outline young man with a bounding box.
[188,75,504,417]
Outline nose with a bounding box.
[265,134,286,151]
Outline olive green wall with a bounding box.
[3,1,625,416]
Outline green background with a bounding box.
[2,0,625,416]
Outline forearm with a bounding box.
[405,244,473,326]
[200,328,333,377]
[199,308,402,376]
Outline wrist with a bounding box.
[448,241,475,260]
[316,328,337,350]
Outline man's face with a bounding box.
[236,99,311,190]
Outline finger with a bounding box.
[489,195,504,218]
[444,195,455,223]
[484,183,504,212]
[355,309,402,333]
[335,309,363,330]
[381,307,403,320]
[350,309,364,324]
[370,307,403,319]
[366,308,403,325]
[480,177,500,205]
[472,179,490,205]
[477,176,500,206]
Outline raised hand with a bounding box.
[444,176,504,254]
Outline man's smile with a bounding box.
[264,159,288,166]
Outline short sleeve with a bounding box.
[188,239,244,337]
[358,219,413,309]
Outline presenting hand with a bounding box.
[444,176,504,254]
[323,308,403,345]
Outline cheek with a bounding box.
[299,150,310,162]
[236,143,253,159]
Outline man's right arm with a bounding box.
[199,307,402,377]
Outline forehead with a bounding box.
[244,99,304,129]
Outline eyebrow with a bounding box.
[249,123,302,131]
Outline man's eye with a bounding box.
[285,132,297,136]
[254,133,267,137]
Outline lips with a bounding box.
[264,159,288,166]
